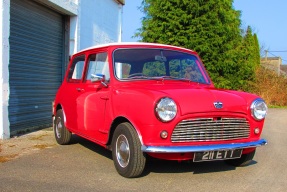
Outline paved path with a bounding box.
[0,108,286,192]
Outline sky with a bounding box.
[122,0,287,64]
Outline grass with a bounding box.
[268,105,287,109]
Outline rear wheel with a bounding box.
[225,149,256,166]
[112,122,146,178]
[54,109,72,145]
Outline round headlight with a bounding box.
[251,99,268,120]
[155,97,177,122]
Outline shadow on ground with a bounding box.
[67,134,257,177]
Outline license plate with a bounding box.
[193,149,242,162]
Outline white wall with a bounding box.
[77,0,123,51]
[39,0,124,57]
[37,0,78,15]
[0,0,10,139]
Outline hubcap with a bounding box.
[116,134,130,168]
[55,117,62,138]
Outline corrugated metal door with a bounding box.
[9,0,65,133]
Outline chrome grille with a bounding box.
[171,118,250,142]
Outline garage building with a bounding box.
[0,0,125,139]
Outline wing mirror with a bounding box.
[91,74,108,87]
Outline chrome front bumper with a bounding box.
[141,139,267,153]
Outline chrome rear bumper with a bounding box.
[141,139,267,153]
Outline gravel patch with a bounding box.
[0,128,56,163]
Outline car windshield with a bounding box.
[113,48,210,84]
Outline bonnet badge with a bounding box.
[214,101,223,109]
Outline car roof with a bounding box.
[76,42,197,55]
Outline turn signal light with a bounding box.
[160,131,168,139]
[254,128,260,135]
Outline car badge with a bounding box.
[214,101,223,109]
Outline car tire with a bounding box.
[225,149,256,167]
[112,122,146,178]
[54,109,72,145]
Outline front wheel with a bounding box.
[225,149,256,166]
[112,122,146,178]
[54,109,72,145]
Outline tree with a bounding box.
[136,0,259,90]
[253,33,261,65]
[231,26,261,91]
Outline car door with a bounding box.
[77,52,111,142]
[63,55,86,132]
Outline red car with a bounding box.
[52,43,267,178]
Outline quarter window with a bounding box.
[67,55,85,82]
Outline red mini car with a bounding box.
[52,43,267,178]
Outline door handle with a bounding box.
[76,88,84,92]
[100,96,109,100]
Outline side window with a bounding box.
[67,55,85,82]
[86,52,110,82]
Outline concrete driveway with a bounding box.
[0,108,286,192]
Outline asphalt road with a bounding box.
[0,108,286,192]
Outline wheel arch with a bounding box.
[107,116,143,148]
[54,104,67,127]
[55,103,62,112]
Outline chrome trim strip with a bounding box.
[141,139,267,153]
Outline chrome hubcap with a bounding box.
[116,134,130,168]
[55,117,62,138]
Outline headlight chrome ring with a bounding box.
[251,99,268,121]
[155,97,177,122]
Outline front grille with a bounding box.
[171,118,250,142]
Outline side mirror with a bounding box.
[91,74,108,87]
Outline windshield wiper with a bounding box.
[149,76,175,80]
[124,75,193,82]
[149,76,191,82]
[124,76,149,80]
